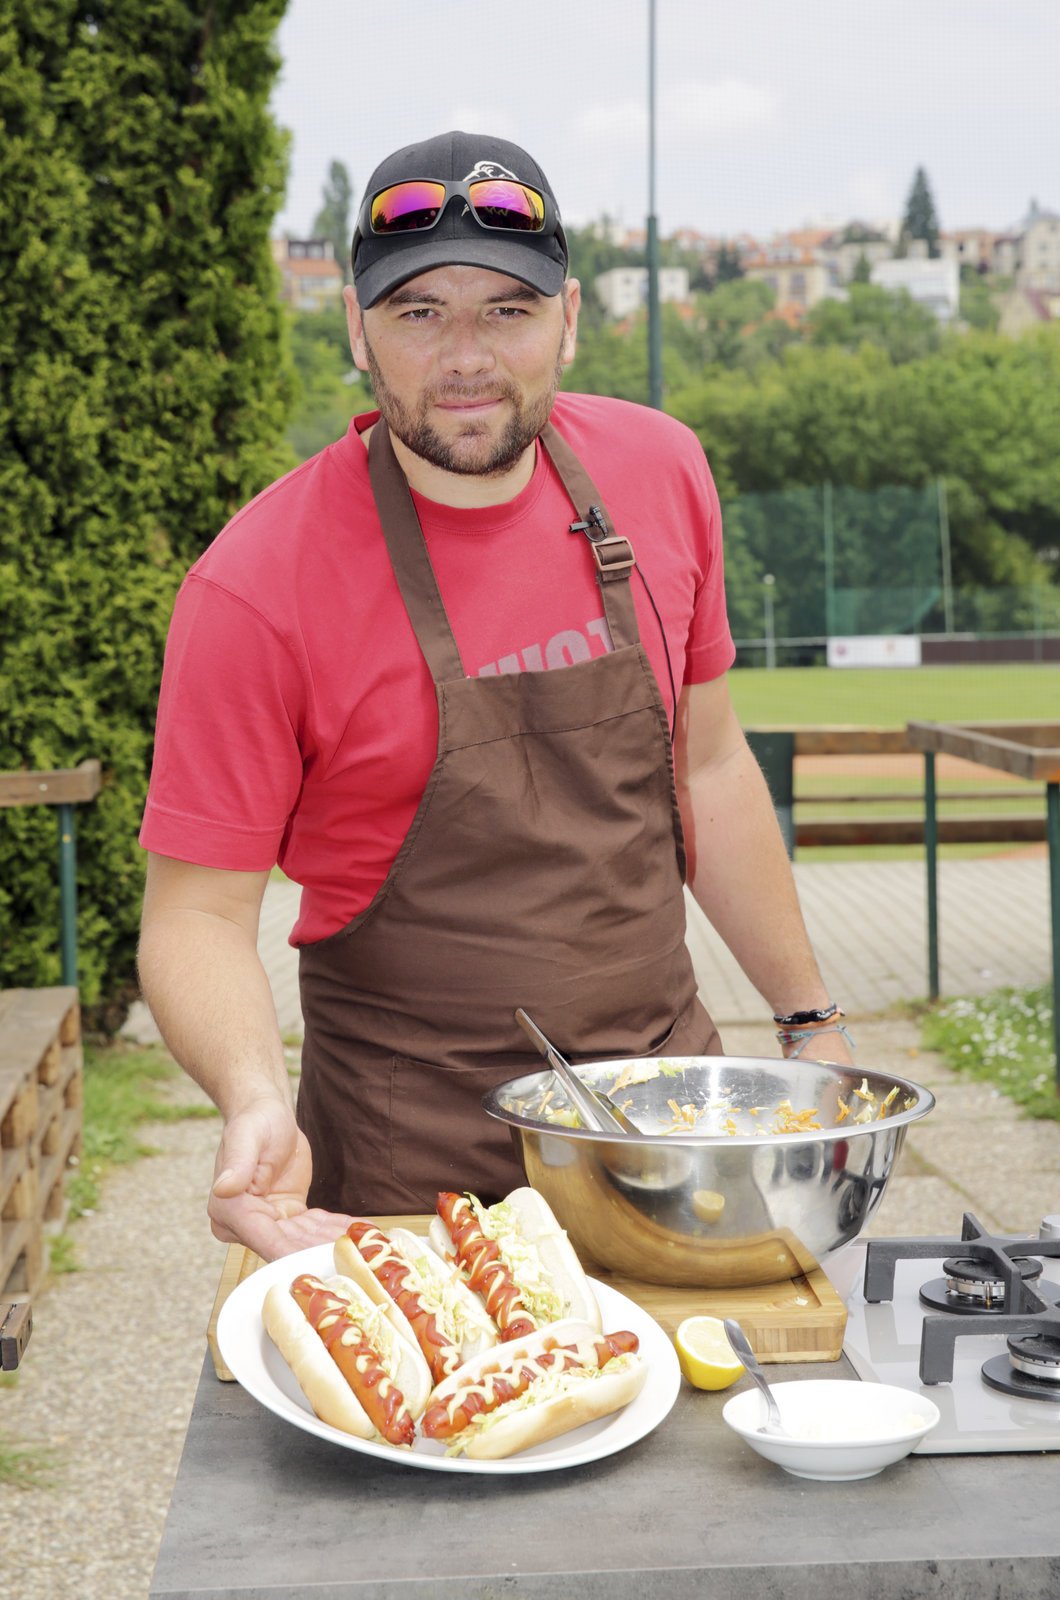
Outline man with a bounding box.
[138,130,850,1262]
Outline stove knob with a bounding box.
[1039,1216,1060,1241]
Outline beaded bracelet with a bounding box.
[775,1022,856,1059]
[772,1001,842,1026]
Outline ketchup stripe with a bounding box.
[290,1273,415,1446]
[437,1193,538,1342]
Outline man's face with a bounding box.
[344,266,580,478]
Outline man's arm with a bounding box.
[138,853,352,1258]
[673,677,852,1062]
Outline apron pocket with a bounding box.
[570,996,722,1065]
[389,1055,528,1207]
[648,996,723,1058]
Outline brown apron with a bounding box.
[297,419,721,1213]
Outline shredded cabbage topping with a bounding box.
[443,1355,636,1457]
[406,1250,491,1344]
[469,1198,566,1325]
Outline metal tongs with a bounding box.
[514,1008,639,1136]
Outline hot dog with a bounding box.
[262,1272,431,1445]
[420,1318,645,1459]
[430,1187,602,1338]
[334,1220,498,1385]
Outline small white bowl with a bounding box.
[722,1380,940,1481]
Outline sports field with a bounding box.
[727,662,1058,861]
[727,663,1060,728]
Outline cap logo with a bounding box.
[463,159,519,181]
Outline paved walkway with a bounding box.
[124,854,1051,1044]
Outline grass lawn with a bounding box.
[921,985,1058,1121]
[728,662,1060,727]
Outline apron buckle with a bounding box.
[589,534,636,581]
[570,505,636,583]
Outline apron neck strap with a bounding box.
[366,416,644,683]
[539,422,640,651]
[367,420,466,682]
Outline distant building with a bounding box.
[991,234,1021,278]
[938,229,995,272]
[997,285,1060,336]
[820,225,893,285]
[594,266,691,319]
[743,253,832,312]
[870,257,960,322]
[271,237,345,312]
[586,216,629,247]
[1017,201,1060,290]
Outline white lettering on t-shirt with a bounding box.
[545,630,592,669]
[476,617,611,680]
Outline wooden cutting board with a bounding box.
[206,1213,847,1379]
[588,1266,846,1361]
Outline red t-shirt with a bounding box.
[140,392,735,943]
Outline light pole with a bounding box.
[763,573,776,669]
[647,0,662,409]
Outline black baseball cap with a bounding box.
[352,130,568,308]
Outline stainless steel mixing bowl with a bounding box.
[482,1055,935,1287]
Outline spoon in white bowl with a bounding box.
[723,1319,789,1436]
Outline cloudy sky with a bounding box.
[272,0,1058,243]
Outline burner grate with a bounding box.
[864,1212,1060,1384]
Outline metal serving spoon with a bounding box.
[723,1319,789,1436]
[514,1009,640,1136]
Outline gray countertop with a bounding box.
[150,1351,1060,1600]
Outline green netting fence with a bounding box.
[722,480,1060,651]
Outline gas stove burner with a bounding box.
[864,1211,1060,1306]
[931,1254,1044,1309]
[1007,1333,1060,1383]
[982,1349,1060,1403]
[863,1212,1060,1389]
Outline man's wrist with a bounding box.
[219,1084,295,1123]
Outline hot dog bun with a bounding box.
[333,1223,498,1378]
[262,1273,431,1441]
[422,1318,646,1460]
[430,1187,602,1333]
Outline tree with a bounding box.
[901,166,941,258]
[0,1,293,1022]
[312,158,355,281]
[564,221,645,330]
[804,283,941,363]
[959,273,1000,333]
[692,279,775,368]
[711,243,745,285]
[668,328,1060,592]
[286,310,370,460]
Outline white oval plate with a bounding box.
[216,1241,680,1475]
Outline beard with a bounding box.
[362,335,567,479]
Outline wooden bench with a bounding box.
[0,987,83,1361]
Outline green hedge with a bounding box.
[0,2,294,1025]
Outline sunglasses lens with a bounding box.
[468,181,546,232]
[371,181,447,233]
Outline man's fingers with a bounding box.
[212,1106,293,1198]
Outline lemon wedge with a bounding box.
[674,1315,745,1391]
[691,1188,725,1223]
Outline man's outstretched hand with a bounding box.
[208,1098,353,1262]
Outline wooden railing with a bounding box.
[746,726,1047,852]
[0,760,102,986]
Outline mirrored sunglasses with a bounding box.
[366,178,549,237]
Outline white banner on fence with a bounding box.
[827,635,922,668]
